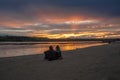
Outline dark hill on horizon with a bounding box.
[0,36,120,43]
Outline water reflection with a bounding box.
[0,42,105,57]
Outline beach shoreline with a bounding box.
[0,43,120,80]
[0,42,106,58]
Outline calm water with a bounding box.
[0,41,106,57]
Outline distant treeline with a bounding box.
[0,36,120,43]
[0,36,49,42]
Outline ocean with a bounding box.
[0,41,106,57]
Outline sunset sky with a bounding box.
[0,0,120,39]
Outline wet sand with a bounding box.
[0,43,120,80]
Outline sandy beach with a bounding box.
[0,43,120,80]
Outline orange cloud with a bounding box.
[0,7,120,39]
[29,31,115,39]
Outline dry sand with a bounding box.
[0,43,120,80]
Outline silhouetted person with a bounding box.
[44,46,57,61]
[56,45,63,59]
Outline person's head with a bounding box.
[56,45,60,50]
[49,46,54,51]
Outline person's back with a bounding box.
[47,46,57,61]
[56,45,62,59]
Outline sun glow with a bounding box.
[30,31,112,39]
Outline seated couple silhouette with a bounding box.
[44,45,63,61]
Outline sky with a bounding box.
[0,0,120,39]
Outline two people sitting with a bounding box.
[44,45,63,61]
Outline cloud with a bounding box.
[0,0,120,18]
[0,0,120,38]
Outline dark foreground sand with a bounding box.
[0,43,120,80]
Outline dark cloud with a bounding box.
[0,0,120,18]
[47,0,120,17]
